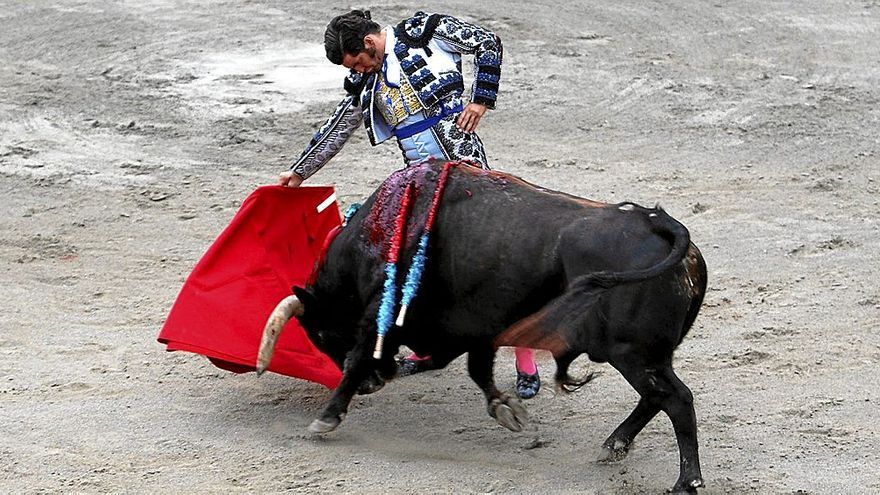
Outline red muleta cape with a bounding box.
[157,185,343,388]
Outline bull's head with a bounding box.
[256,286,353,375]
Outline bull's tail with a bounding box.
[498,205,690,354]
[586,205,690,289]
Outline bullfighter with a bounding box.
[278,9,541,398]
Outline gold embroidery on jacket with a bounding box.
[375,72,423,127]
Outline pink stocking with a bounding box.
[514,347,537,375]
[404,352,432,361]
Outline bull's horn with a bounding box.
[255,295,304,376]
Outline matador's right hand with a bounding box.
[278,171,304,188]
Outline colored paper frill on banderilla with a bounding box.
[157,185,343,389]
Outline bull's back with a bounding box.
[419,166,607,333]
[435,166,673,277]
[342,162,697,341]
[427,166,701,349]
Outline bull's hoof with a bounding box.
[597,439,631,463]
[308,416,341,434]
[489,395,529,432]
[668,477,704,494]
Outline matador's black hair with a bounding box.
[324,10,381,65]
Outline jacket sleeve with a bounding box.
[290,92,364,180]
[430,15,503,109]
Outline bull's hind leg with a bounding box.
[554,351,600,393]
[598,398,660,462]
[467,346,529,432]
[609,357,703,494]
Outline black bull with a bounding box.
[257,161,707,493]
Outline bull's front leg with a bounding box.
[309,331,376,434]
[356,350,399,395]
[467,346,529,432]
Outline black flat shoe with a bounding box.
[515,370,541,399]
[396,356,438,377]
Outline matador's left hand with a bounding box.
[456,102,488,133]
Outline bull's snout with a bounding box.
[256,295,304,376]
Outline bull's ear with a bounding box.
[292,286,318,312]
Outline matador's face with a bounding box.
[342,46,383,75]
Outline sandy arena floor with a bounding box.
[2,1,879,493]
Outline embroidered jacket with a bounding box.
[291,11,503,179]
